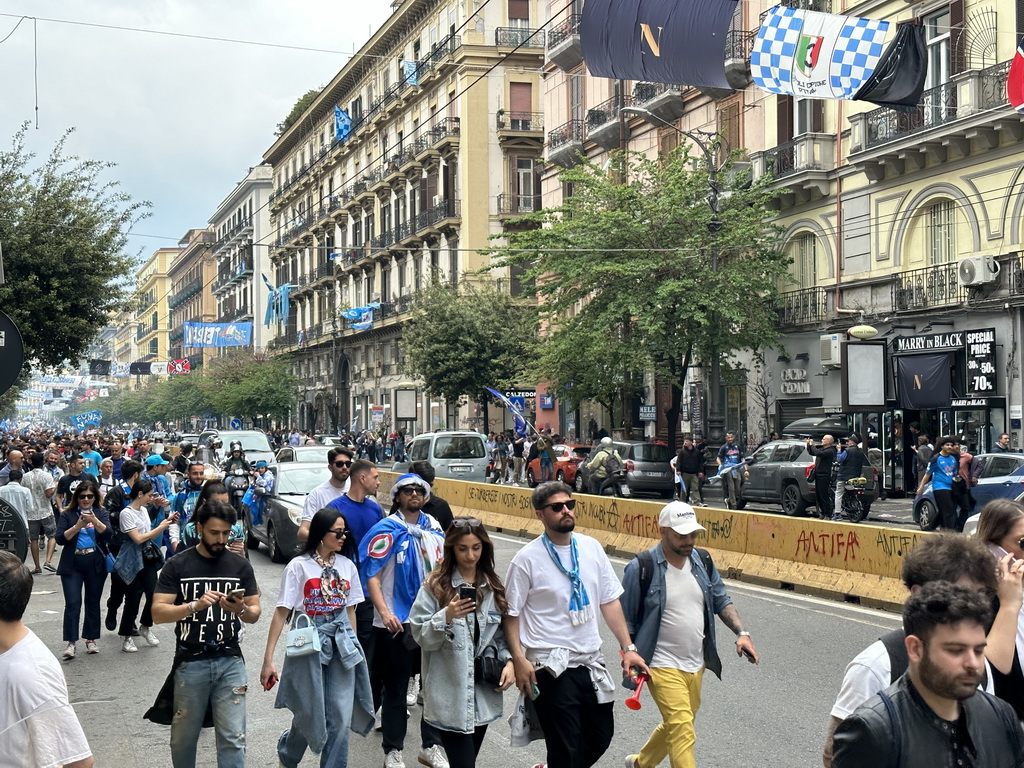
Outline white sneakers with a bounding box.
[406,674,420,706]
[625,757,640,768]
[62,642,76,660]
[417,745,449,768]
[384,750,405,768]
[85,640,99,654]
[140,626,160,646]
[121,637,139,653]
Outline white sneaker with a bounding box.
[384,750,405,768]
[406,674,420,706]
[121,637,139,653]
[140,626,160,646]
[417,745,449,768]
[62,642,76,660]
[625,757,640,768]
[85,640,99,654]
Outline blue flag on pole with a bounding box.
[335,106,352,142]
[485,387,532,436]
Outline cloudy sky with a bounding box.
[0,0,392,260]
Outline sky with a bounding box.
[0,0,392,260]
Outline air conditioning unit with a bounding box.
[958,255,1000,287]
[820,333,842,367]
[431,195,442,207]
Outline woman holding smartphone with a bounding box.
[55,479,112,659]
[115,478,177,653]
[409,518,515,767]
[261,507,373,768]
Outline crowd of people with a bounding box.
[4,425,1024,768]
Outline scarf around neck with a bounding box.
[541,533,594,626]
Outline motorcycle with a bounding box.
[835,474,873,523]
[224,467,250,515]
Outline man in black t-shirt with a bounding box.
[55,454,97,511]
[151,499,261,768]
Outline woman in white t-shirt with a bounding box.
[97,458,117,500]
[261,506,374,768]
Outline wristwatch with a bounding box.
[736,631,750,641]
[622,643,638,653]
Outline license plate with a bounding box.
[450,466,471,473]
[638,471,664,478]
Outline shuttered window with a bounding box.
[510,82,532,114]
[509,0,529,20]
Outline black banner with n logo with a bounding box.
[897,353,951,409]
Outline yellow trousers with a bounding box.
[637,666,705,768]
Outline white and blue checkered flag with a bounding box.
[751,6,892,100]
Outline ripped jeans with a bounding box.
[170,655,247,768]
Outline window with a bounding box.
[796,233,817,288]
[927,200,957,264]
[408,439,429,461]
[514,157,535,209]
[149,338,158,355]
[925,9,951,89]
[508,0,529,25]
[569,71,584,123]
[448,241,458,286]
[794,98,821,136]
[717,100,741,164]
[509,82,533,128]
[433,435,486,459]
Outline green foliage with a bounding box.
[203,351,298,423]
[491,146,790,435]
[275,89,320,137]
[0,125,149,372]
[402,282,538,406]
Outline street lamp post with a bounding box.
[619,106,727,447]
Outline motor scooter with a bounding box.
[225,467,250,514]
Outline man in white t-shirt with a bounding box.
[297,447,353,542]
[821,533,1006,767]
[0,551,93,767]
[620,502,759,768]
[504,481,648,768]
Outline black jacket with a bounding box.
[836,445,867,481]
[833,675,1024,768]
[55,506,112,576]
[676,446,705,475]
[807,442,837,472]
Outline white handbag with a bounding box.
[285,612,321,658]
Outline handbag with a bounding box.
[285,612,321,658]
[474,644,504,687]
[104,552,116,573]
[142,540,164,564]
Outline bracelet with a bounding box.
[188,601,198,615]
[736,631,750,640]
[238,603,248,618]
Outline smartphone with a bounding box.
[227,588,245,602]
[529,683,540,700]
[263,674,277,691]
[992,545,1021,568]
[458,584,477,603]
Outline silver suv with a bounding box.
[392,431,490,483]
[574,440,675,498]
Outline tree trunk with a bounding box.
[664,346,692,455]
[481,394,490,435]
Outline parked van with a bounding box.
[392,431,490,483]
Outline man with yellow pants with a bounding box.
[619,502,759,768]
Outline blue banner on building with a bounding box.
[183,322,252,348]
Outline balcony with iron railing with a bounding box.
[849,60,1018,181]
[168,278,203,310]
[497,193,542,217]
[724,29,756,90]
[496,111,543,137]
[891,262,967,312]
[414,199,461,234]
[311,262,335,283]
[750,133,835,204]
[495,27,545,48]
[547,119,585,167]
[586,95,635,150]
[415,34,462,83]
[775,286,829,327]
[546,14,582,70]
[631,81,687,123]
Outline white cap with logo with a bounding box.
[658,501,706,535]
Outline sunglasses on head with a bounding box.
[400,486,426,495]
[544,499,576,513]
[451,517,483,530]
[333,460,352,468]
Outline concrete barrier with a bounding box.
[379,472,922,611]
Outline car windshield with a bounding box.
[293,447,330,461]
[632,444,672,462]
[433,436,485,459]
[225,432,272,452]
[276,466,331,494]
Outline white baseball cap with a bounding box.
[658,501,705,535]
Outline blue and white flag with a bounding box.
[486,387,532,436]
[335,106,352,142]
[403,60,419,87]
[183,322,252,348]
[262,273,293,327]
[350,309,374,331]
[72,410,102,429]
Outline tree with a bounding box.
[146,375,213,427]
[275,89,320,137]
[0,126,149,373]
[492,146,791,451]
[402,281,538,429]
[203,351,298,424]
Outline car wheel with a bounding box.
[781,484,808,516]
[574,472,584,493]
[917,499,940,531]
[244,516,260,549]
[556,470,565,483]
[267,523,287,563]
[527,468,536,487]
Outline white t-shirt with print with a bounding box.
[505,532,624,655]
[650,557,705,672]
[119,506,152,536]
[277,553,364,616]
[0,630,92,768]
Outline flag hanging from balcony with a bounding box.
[403,60,419,87]
[150,361,169,376]
[350,310,374,331]
[1008,36,1024,114]
[751,6,925,107]
[579,0,736,89]
[263,273,293,328]
[335,106,352,142]
[88,359,112,376]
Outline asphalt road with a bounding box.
[25,530,902,767]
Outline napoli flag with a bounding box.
[1009,36,1024,114]
[335,106,352,142]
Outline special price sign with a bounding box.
[965,328,997,395]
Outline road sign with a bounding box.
[230,418,242,429]
[371,406,385,424]
[0,497,28,563]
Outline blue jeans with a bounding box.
[540,457,553,482]
[278,647,356,768]
[170,655,247,768]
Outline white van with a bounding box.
[392,431,490,483]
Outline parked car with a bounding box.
[526,444,591,486]
[199,429,276,467]
[780,415,853,441]
[738,439,878,517]
[912,452,1024,531]
[315,434,345,446]
[573,441,674,498]
[276,445,332,463]
[243,461,331,562]
[392,431,490,482]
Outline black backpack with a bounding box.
[635,547,715,626]
[604,450,623,475]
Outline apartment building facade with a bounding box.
[168,228,217,368]
[210,165,275,350]
[263,0,544,432]
[134,247,179,367]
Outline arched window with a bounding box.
[795,233,817,288]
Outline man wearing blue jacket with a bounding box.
[620,502,759,768]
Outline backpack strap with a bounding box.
[636,550,655,628]
[879,629,908,685]
[878,690,903,768]
[696,547,715,578]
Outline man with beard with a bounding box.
[832,582,1024,768]
[148,499,261,768]
[168,462,206,555]
[504,481,648,768]
[296,446,353,542]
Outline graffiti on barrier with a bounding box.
[622,511,659,540]
[577,498,621,531]
[795,528,860,562]
[875,530,919,558]
[703,515,734,541]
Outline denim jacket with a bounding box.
[409,574,511,734]
[619,544,732,683]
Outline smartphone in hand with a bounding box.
[227,588,245,602]
[458,584,477,603]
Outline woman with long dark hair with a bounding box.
[409,517,515,767]
[55,479,112,659]
[261,507,373,767]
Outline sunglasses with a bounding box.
[78,494,96,500]
[333,461,352,468]
[400,486,426,495]
[329,528,350,538]
[451,517,483,530]
[544,499,576,513]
